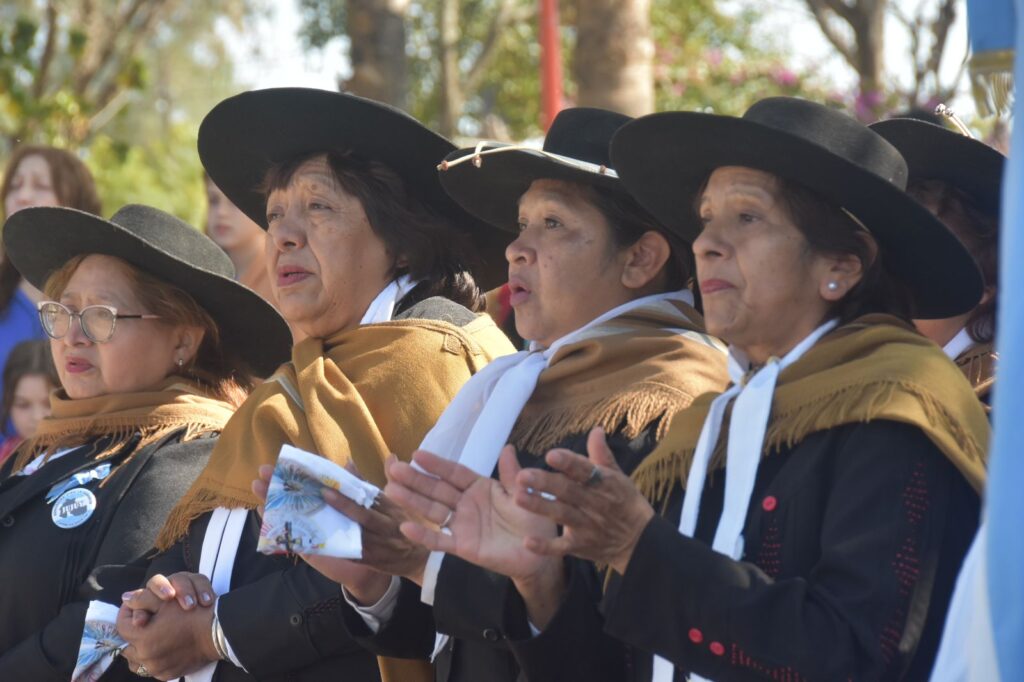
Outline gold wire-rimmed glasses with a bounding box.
[37,301,161,344]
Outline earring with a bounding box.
[177,357,185,369]
[827,281,840,292]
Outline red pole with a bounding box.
[539,0,562,131]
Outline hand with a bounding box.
[120,572,216,627]
[514,427,655,575]
[251,463,415,605]
[385,446,558,583]
[117,597,219,680]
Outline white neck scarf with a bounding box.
[652,318,837,682]
[361,275,419,324]
[418,289,698,658]
[942,327,975,361]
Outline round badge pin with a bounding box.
[51,487,97,529]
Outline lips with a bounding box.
[276,265,312,287]
[699,278,735,295]
[64,356,94,374]
[507,277,531,306]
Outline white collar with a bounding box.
[943,327,976,361]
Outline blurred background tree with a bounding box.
[1,0,979,227]
[0,0,267,224]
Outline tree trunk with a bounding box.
[573,0,654,117]
[437,0,463,138]
[850,0,886,96]
[343,0,409,109]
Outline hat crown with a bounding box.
[744,97,909,189]
[542,108,632,168]
[109,204,235,279]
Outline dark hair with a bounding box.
[1,145,103,313]
[44,255,255,407]
[2,340,58,429]
[576,183,693,293]
[261,151,485,311]
[908,179,998,343]
[777,178,915,324]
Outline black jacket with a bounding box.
[341,426,661,682]
[503,420,979,681]
[0,431,214,680]
[121,298,488,681]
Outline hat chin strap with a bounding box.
[438,142,619,179]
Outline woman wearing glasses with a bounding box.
[0,204,290,679]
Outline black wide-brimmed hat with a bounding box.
[609,97,983,319]
[437,107,633,233]
[197,87,506,289]
[2,204,292,377]
[870,117,1006,217]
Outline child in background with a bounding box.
[0,340,58,465]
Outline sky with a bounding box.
[218,0,973,118]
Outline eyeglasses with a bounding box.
[38,301,161,344]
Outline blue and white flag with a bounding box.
[932,2,1023,680]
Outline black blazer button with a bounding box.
[482,627,501,642]
[1,515,13,528]
[289,613,304,626]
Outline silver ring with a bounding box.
[440,509,454,528]
[584,466,603,487]
[136,663,152,677]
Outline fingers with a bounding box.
[251,477,268,503]
[385,480,456,527]
[258,464,273,483]
[321,487,376,528]
[399,520,457,554]
[121,588,163,627]
[523,534,575,557]
[586,427,622,472]
[145,574,177,602]
[543,448,598,486]
[496,445,521,490]
[387,458,463,511]
[517,467,585,507]
[513,484,588,528]
[177,572,216,607]
[410,450,482,492]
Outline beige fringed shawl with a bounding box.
[156,316,513,550]
[9,377,234,476]
[634,315,991,506]
[509,299,729,455]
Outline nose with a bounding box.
[62,314,91,347]
[268,207,306,252]
[692,219,726,264]
[505,231,535,266]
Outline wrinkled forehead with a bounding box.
[700,166,784,205]
[57,254,139,307]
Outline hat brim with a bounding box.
[870,118,1005,217]
[3,207,292,377]
[610,111,983,319]
[438,146,622,232]
[198,88,506,290]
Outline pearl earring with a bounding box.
[177,357,185,369]
[827,281,840,292]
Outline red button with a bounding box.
[761,495,778,512]
[710,641,726,656]
[688,628,703,644]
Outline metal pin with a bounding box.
[935,103,976,139]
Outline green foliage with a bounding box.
[0,1,263,224]
[651,0,838,116]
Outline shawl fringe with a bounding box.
[155,486,258,551]
[635,378,988,506]
[510,384,691,456]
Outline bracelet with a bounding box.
[210,612,230,661]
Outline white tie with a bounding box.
[652,319,837,682]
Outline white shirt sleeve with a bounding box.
[341,575,402,634]
[215,597,249,671]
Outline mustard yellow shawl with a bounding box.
[634,316,991,505]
